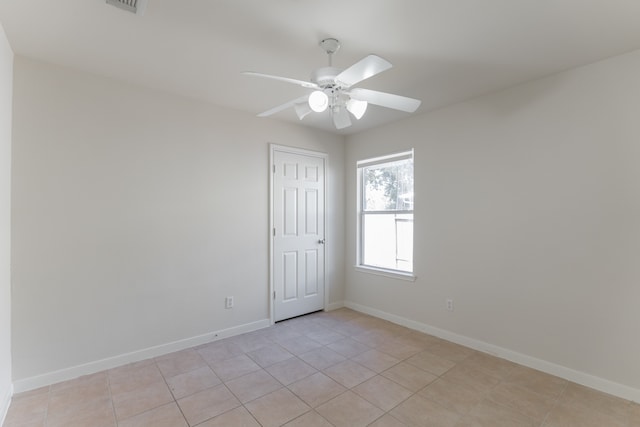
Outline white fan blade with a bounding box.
[332,107,352,129]
[242,71,319,89]
[336,55,392,88]
[349,88,421,113]
[258,95,309,117]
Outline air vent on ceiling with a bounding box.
[106,0,149,15]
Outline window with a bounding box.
[357,150,414,276]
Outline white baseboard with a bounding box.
[325,301,345,311]
[12,318,270,394]
[0,382,12,427]
[344,301,640,403]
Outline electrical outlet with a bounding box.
[446,298,454,312]
[225,296,234,309]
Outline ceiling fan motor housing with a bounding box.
[311,67,342,88]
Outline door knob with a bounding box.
[318,239,325,244]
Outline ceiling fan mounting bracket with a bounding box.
[319,38,340,55]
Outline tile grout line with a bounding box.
[43,385,51,427]
[105,370,117,426]
[539,380,569,427]
[155,358,191,427]
[239,401,264,427]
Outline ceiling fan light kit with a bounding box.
[346,98,367,120]
[308,90,329,112]
[242,38,421,129]
[294,102,313,120]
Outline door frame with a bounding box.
[269,144,329,325]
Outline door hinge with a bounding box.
[273,165,276,173]
[273,227,276,236]
[273,291,276,300]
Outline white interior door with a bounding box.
[272,147,325,322]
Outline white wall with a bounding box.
[11,57,345,387]
[345,49,640,400]
[0,20,13,424]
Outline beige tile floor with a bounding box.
[4,308,640,426]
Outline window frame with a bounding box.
[355,150,416,281]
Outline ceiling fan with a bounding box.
[242,38,422,130]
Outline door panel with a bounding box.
[283,251,298,301]
[283,188,298,236]
[273,149,325,322]
[305,189,318,234]
[305,250,318,296]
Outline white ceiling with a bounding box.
[2,0,640,135]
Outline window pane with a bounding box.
[363,159,413,211]
[362,213,413,272]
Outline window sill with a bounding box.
[354,265,417,282]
